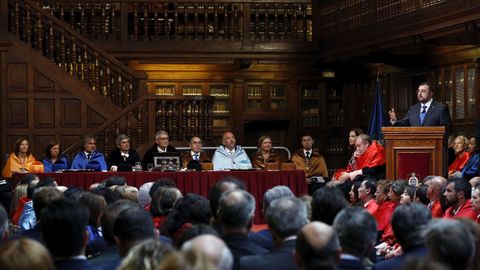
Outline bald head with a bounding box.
[296,222,340,270]
[427,176,447,201]
[218,190,255,231]
[182,235,233,270]
[222,132,236,150]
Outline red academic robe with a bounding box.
[333,140,385,180]
[444,199,477,221]
[448,151,471,175]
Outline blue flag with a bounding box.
[367,81,386,141]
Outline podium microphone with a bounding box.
[393,112,420,125]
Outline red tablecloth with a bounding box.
[38,170,307,223]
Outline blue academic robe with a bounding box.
[42,155,70,172]
[212,145,251,170]
[71,151,108,171]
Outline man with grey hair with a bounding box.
[424,219,475,270]
[0,206,8,243]
[295,221,341,270]
[333,207,377,270]
[71,135,108,171]
[142,130,177,169]
[374,203,431,270]
[241,197,307,270]
[182,234,233,270]
[219,189,267,270]
[108,134,141,171]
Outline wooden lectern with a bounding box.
[382,127,447,180]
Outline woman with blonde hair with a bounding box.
[251,135,283,170]
[2,138,39,178]
[448,135,471,178]
[0,238,55,270]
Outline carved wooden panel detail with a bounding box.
[34,99,55,128]
[87,107,107,128]
[60,99,82,128]
[61,136,83,155]
[33,135,55,158]
[8,63,28,92]
[34,71,55,92]
[7,99,28,128]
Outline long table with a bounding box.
[38,170,307,223]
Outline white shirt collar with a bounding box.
[420,98,433,110]
[157,146,167,153]
[303,149,312,156]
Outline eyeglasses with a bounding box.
[158,137,169,140]
[192,141,202,145]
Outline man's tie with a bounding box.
[87,153,92,161]
[420,105,427,125]
[305,151,311,159]
[193,153,199,161]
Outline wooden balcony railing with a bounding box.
[8,0,146,108]
[31,0,312,42]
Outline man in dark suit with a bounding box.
[389,82,452,132]
[373,203,431,270]
[240,196,308,270]
[180,136,211,169]
[333,207,378,270]
[142,130,177,169]
[41,198,101,270]
[108,134,141,171]
[219,189,268,270]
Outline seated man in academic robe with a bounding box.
[333,134,386,182]
[108,134,142,171]
[180,136,211,170]
[142,130,177,169]
[71,136,107,171]
[212,132,251,170]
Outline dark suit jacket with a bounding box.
[55,258,101,270]
[108,148,141,169]
[142,144,177,169]
[223,233,268,270]
[180,151,211,168]
[239,239,298,270]
[397,100,452,133]
[373,246,428,270]
[338,257,366,270]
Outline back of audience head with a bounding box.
[311,186,348,225]
[161,193,212,237]
[157,249,216,270]
[392,203,431,251]
[32,186,64,222]
[263,185,294,211]
[457,219,480,270]
[26,179,40,199]
[115,185,139,202]
[91,186,121,205]
[114,205,155,257]
[295,221,340,270]
[150,186,182,217]
[117,239,173,270]
[101,199,138,244]
[63,186,85,202]
[0,238,55,270]
[300,195,313,220]
[79,192,107,227]
[333,207,377,258]
[0,206,8,243]
[41,198,89,258]
[138,182,154,208]
[35,177,58,190]
[414,184,430,206]
[426,176,447,202]
[208,177,245,220]
[424,219,475,270]
[149,179,177,199]
[266,196,308,241]
[182,234,233,270]
[218,189,255,232]
[176,224,219,249]
[105,175,127,188]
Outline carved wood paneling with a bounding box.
[61,135,82,154]
[34,71,55,92]
[87,107,107,128]
[7,99,28,128]
[60,98,81,127]
[33,135,55,157]
[34,99,55,128]
[8,63,28,92]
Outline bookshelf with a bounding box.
[245,82,287,112]
[210,84,231,129]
